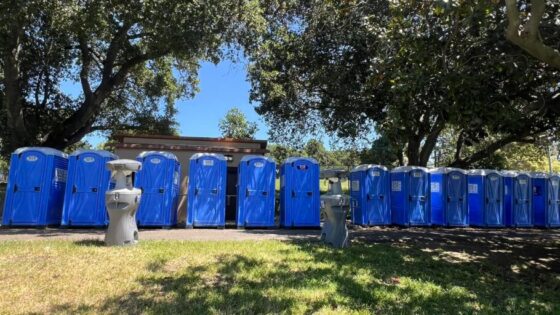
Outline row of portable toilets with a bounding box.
[1,148,320,229]
[2,147,559,229]
[349,166,560,228]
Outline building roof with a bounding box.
[115,134,268,149]
[115,143,268,155]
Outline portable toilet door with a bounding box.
[446,169,468,226]
[427,168,446,226]
[467,170,487,227]
[135,151,180,227]
[485,171,504,227]
[280,157,320,228]
[61,150,117,227]
[186,153,227,228]
[2,147,68,226]
[236,156,276,228]
[430,168,467,227]
[349,165,390,226]
[531,172,548,228]
[390,166,430,226]
[408,167,431,225]
[546,174,560,227]
[502,171,515,227]
[513,172,532,227]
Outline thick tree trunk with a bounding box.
[505,0,560,69]
[2,14,31,150]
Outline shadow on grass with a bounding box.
[73,239,105,247]
[51,229,560,314]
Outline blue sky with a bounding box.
[83,59,269,147]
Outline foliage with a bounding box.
[267,140,360,168]
[218,107,258,140]
[360,135,404,167]
[0,0,260,157]
[247,0,560,167]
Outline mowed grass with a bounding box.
[0,239,558,314]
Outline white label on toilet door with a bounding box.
[254,162,264,168]
[202,159,214,166]
[54,168,67,183]
[371,171,380,177]
[431,182,440,193]
[83,157,95,163]
[392,181,402,192]
[468,184,478,194]
[351,180,360,191]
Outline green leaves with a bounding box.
[219,107,259,140]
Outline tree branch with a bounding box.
[505,0,560,69]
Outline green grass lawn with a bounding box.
[0,239,558,314]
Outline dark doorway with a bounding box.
[226,166,238,224]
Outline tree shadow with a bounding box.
[73,239,105,247]
[50,228,560,314]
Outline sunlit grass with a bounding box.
[0,240,557,314]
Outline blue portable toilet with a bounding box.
[544,174,560,228]
[532,172,549,228]
[236,155,276,228]
[390,166,432,226]
[467,170,504,227]
[61,150,117,227]
[349,164,391,226]
[280,157,320,228]
[186,153,227,228]
[429,168,468,227]
[503,171,533,227]
[2,147,68,227]
[135,151,181,227]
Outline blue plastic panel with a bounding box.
[135,152,180,227]
[513,174,532,227]
[61,150,115,227]
[486,173,504,227]
[350,165,390,226]
[279,157,320,228]
[547,176,560,227]
[467,173,485,227]
[236,156,276,228]
[187,154,226,227]
[532,176,547,227]
[446,171,468,226]
[2,147,67,226]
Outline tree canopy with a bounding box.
[219,107,259,139]
[247,0,560,167]
[0,0,259,157]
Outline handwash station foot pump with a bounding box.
[320,169,350,248]
[105,159,142,246]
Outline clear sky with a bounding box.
[84,58,269,147]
